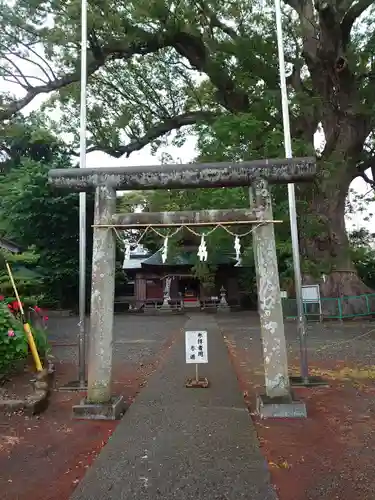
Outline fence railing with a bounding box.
[113,296,241,313]
[282,293,375,321]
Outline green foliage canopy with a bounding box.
[1,0,375,298]
[0,119,94,307]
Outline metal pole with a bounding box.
[78,0,88,388]
[274,0,309,382]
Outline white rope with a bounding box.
[124,239,131,260]
[234,235,241,266]
[114,222,266,245]
[113,221,269,265]
[161,236,169,263]
[197,234,208,262]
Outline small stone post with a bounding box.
[217,285,229,312]
[87,185,116,404]
[161,276,172,310]
[251,179,290,398]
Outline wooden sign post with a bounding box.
[185,330,209,388]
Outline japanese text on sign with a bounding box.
[185,331,208,364]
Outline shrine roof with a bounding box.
[122,257,146,270]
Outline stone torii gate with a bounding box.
[48,157,316,419]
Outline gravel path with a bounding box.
[48,314,186,366]
[71,314,277,500]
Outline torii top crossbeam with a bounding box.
[48,157,316,191]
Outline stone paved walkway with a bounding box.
[71,314,276,500]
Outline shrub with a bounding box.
[0,298,49,375]
[0,302,28,374]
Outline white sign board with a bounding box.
[280,290,288,299]
[301,284,322,319]
[302,285,320,303]
[185,331,208,364]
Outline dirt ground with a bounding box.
[218,314,375,500]
[0,363,36,400]
[2,313,375,500]
[0,314,184,500]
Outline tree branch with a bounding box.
[341,0,374,48]
[196,0,239,40]
[284,0,318,63]
[0,66,27,88]
[0,29,177,122]
[290,108,320,144]
[23,42,57,81]
[283,0,302,11]
[1,31,57,82]
[356,155,375,188]
[286,62,314,96]
[361,169,374,186]
[0,51,31,89]
[94,74,153,124]
[84,110,219,158]
[171,32,250,113]
[285,61,320,142]
[0,59,100,121]
[6,74,48,85]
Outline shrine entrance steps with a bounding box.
[71,314,276,500]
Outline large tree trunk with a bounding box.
[281,0,374,317]
[298,155,372,316]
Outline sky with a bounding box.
[5,90,374,233]
[1,37,373,234]
[84,134,374,233]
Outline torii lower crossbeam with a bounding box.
[109,209,281,228]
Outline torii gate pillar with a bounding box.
[251,179,306,418]
[74,185,125,420]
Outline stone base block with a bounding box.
[25,390,50,416]
[256,393,307,419]
[217,306,230,314]
[0,364,54,416]
[72,395,125,420]
[158,307,174,313]
[185,377,209,388]
[289,375,329,388]
[59,380,88,392]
